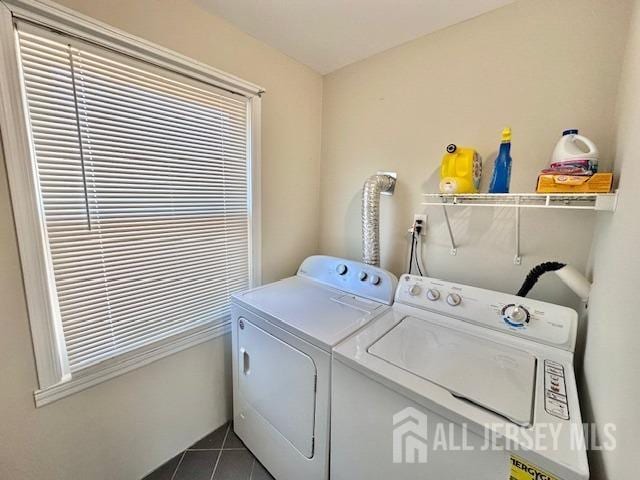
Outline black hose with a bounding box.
[516,262,566,297]
[413,235,423,276]
[408,229,416,274]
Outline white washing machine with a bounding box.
[231,255,397,480]
[331,274,589,480]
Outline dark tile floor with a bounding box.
[143,423,274,480]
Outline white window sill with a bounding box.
[34,321,231,408]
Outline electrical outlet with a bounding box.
[413,214,427,235]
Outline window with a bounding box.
[0,2,261,405]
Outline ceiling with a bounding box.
[196,0,516,74]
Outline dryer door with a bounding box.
[238,318,317,458]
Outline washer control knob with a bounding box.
[501,304,530,327]
[446,293,462,306]
[336,264,348,275]
[409,284,422,296]
[369,274,381,286]
[426,289,440,301]
[359,271,368,281]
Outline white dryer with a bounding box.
[231,255,397,480]
[331,274,589,480]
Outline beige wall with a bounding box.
[2,1,638,479]
[320,0,632,309]
[581,1,640,478]
[0,0,322,479]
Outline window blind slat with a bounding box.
[63,279,248,342]
[29,102,247,144]
[37,157,247,178]
[59,263,249,310]
[51,236,249,271]
[75,70,248,127]
[72,54,248,114]
[60,270,249,327]
[19,32,247,113]
[50,227,249,255]
[61,271,249,327]
[18,23,251,373]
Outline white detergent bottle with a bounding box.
[550,129,599,173]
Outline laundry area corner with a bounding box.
[0,0,637,479]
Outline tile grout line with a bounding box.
[188,447,246,452]
[249,458,256,480]
[221,423,232,449]
[209,423,231,480]
[168,450,187,480]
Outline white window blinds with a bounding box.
[17,22,252,372]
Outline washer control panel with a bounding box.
[426,288,440,301]
[544,360,570,420]
[446,293,462,306]
[502,304,531,327]
[297,255,398,305]
[397,275,578,351]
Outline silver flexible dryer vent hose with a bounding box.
[362,173,396,266]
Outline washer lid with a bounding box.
[368,315,536,426]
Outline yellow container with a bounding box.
[439,144,482,194]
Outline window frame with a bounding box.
[0,0,263,407]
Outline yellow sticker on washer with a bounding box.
[510,455,560,480]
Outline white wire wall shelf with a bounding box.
[422,192,618,211]
[421,192,618,264]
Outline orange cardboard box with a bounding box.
[536,173,613,193]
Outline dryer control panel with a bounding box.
[297,256,398,305]
[397,274,578,351]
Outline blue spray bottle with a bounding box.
[489,127,512,193]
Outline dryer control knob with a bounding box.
[426,289,440,301]
[369,274,381,286]
[502,304,530,326]
[336,264,348,275]
[409,284,422,296]
[446,293,462,306]
[359,271,368,281]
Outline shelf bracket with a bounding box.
[514,197,522,265]
[441,203,457,256]
[421,192,616,264]
[595,192,618,211]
